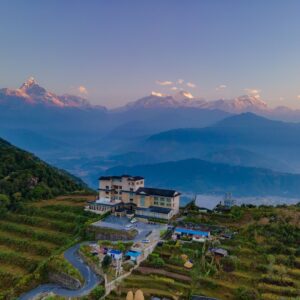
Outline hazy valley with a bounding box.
[2,79,300,201]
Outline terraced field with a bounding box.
[106,205,300,300]
[106,242,194,299]
[0,195,99,299]
[107,245,300,300]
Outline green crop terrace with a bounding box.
[0,195,100,300]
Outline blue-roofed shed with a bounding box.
[125,250,142,261]
[175,227,210,237]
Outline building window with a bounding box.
[140,195,145,207]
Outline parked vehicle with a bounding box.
[142,239,150,243]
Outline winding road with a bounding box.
[19,243,102,300]
[18,219,165,300]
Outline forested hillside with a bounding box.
[0,137,86,205]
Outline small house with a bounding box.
[210,248,228,257]
[174,227,210,239]
[90,243,100,255]
[107,249,123,260]
[221,233,232,239]
[192,235,207,242]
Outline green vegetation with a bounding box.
[148,253,166,268]
[0,196,102,299]
[47,254,84,284]
[87,285,105,299]
[98,240,133,252]
[106,204,300,300]
[0,138,88,208]
[88,225,137,240]
[102,255,112,271]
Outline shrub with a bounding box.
[149,255,165,268]
[169,255,184,266]
[234,287,260,300]
[256,264,268,273]
[101,255,112,271]
[89,285,105,299]
[222,256,239,273]
[123,261,134,272]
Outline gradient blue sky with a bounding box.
[1,0,300,108]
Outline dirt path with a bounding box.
[137,266,191,282]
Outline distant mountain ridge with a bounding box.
[0,77,105,109]
[1,78,299,118]
[106,158,300,197]
[203,148,292,173]
[119,91,268,114]
[143,113,300,171]
[148,113,300,144]
[112,90,300,122]
[2,79,300,192]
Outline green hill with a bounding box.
[0,137,86,205]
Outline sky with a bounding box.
[1,0,300,108]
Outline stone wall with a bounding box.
[89,226,137,241]
[48,272,81,290]
[78,250,103,277]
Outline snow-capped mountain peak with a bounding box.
[150,91,166,97]
[20,76,38,90]
[0,78,97,109]
[118,90,271,113]
[202,95,269,113]
[119,90,204,110]
[173,90,194,101]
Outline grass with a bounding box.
[0,195,101,299]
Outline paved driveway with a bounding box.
[92,216,167,243]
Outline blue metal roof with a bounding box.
[175,227,209,237]
[125,251,142,257]
[108,249,122,255]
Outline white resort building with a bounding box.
[86,175,180,221]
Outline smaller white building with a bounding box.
[85,198,123,214]
[107,249,123,260]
